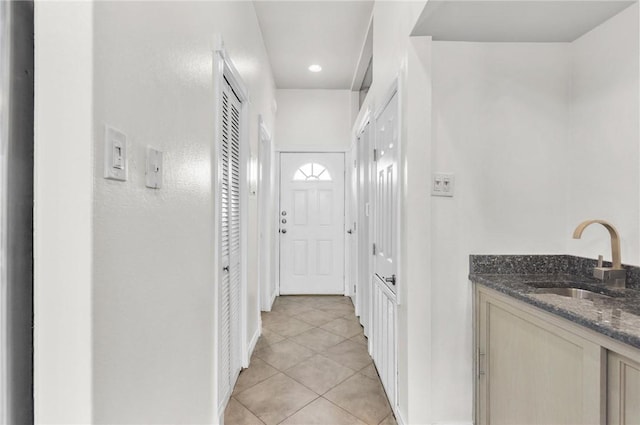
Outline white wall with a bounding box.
[425,5,639,424]
[400,35,434,425]
[34,2,94,423]
[431,41,570,423]
[275,89,353,149]
[352,3,429,423]
[567,3,639,265]
[35,1,277,423]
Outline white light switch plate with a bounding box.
[104,126,127,181]
[145,147,163,189]
[432,173,455,197]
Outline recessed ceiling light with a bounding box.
[308,64,322,73]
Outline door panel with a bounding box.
[374,92,399,292]
[370,91,399,410]
[347,145,358,305]
[280,153,345,294]
[218,78,243,404]
[357,123,372,335]
[372,279,396,405]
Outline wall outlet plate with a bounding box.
[432,173,455,197]
[104,126,127,181]
[145,147,163,189]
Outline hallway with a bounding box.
[224,296,396,425]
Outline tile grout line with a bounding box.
[229,297,377,424]
[280,352,360,396]
[321,395,377,425]
[271,299,370,424]
[229,395,267,425]
[274,394,322,425]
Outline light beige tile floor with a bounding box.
[225,295,397,425]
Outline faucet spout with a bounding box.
[573,219,623,269]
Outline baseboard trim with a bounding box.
[247,326,261,366]
[395,412,472,425]
[269,289,277,309]
[217,392,230,425]
[433,423,474,425]
[218,407,225,425]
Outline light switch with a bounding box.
[145,147,163,189]
[104,126,127,181]
[432,173,455,197]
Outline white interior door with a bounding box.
[357,122,373,334]
[371,90,399,409]
[219,77,243,403]
[347,145,358,304]
[279,153,345,294]
[374,92,399,293]
[258,121,274,311]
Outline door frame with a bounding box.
[274,148,349,296]
[212,37,250,419]
[2,3,34,423]
[372,77,402,415]
[353,108,372,336]
[373,78,402,305]
[346,141,358,301]
[257,116,275,312]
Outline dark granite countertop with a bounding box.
[469,255,640,350]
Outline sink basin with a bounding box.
[539,287,611,301]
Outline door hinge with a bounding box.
[478,349,485,378]
[373,149,378,162]
[353,285,356,293]
[372,243,376,255]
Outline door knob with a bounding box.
[281,229,287,234]
[385,275,396,286]
[223,266,229,273]
[347,229,353,234]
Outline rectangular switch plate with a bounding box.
[145,147,163,189]
[104,126,127,181]
[432,173,455,197]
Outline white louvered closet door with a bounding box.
[219,77,243,403]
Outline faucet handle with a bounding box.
[597,255,604,268]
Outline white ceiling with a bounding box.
[253,1,374,89]
[412,1,635,42]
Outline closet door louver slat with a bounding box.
[219,79,243,404]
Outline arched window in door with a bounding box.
[293,163,332,181]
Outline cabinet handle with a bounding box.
[478,351,486,376]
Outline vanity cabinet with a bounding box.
[476,287,604,425]
[476,285,640,425]
[608,352,640,424]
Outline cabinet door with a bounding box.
[608,352,640,425]
[372,278,396,408]
[477,288,604,425]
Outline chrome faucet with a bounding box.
[573,219,626,288]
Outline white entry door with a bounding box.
[279,153,345,294]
